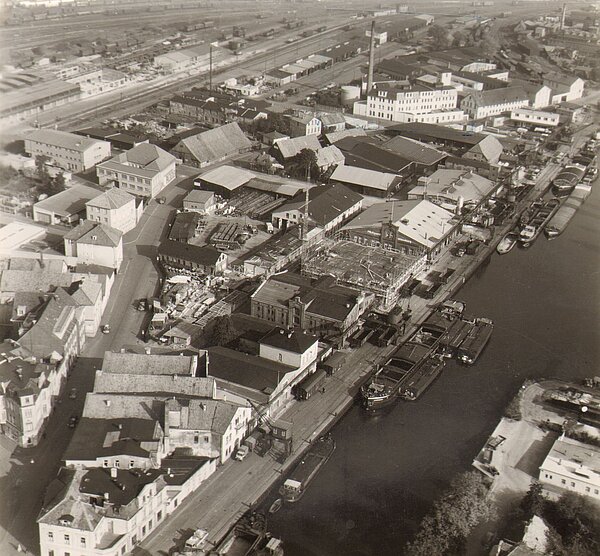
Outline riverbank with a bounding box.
[136,124,597,555]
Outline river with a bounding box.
[266,182,600,555]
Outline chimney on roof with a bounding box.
[145,347,151,355]
[118,423,123,430]
[110,467,118,479]
[105,399,111,407]
[104,492,110,502]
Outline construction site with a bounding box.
[301,237,426,310]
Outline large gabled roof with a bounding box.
[25,129,108,152]
[63,220,122,247]
[330,165,399,192]
[273,183,362,228]
[275,135,321,159]
[465,86,529,107]
[382,135,447,165]
[173,122,252,164]
[157,239,223,266]
[86,187,135,210]
[466,134,503,164]
[97,143,176,178]
[101,351,197,376]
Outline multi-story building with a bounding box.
[64,220,124,271]
[96,144,177,199]
[157,240,228,275]
[251,273,372,343]
[0,342,58,447]
[287,113,322,137]
[543,74,585,104]
[460,86,530,119]
[33,184,104,225]
[85,188,141,234]
[24,129,111,172]
[362,84,461,123]
[539,435,600,500]
[38,458,217,556]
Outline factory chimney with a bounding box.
[560,3,567,30]
[367,20,376,94]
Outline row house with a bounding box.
[64,220,124,271]
[460,86,530,119]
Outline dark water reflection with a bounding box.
[268,185,600,555]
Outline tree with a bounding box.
[51,172,66,194]
[209,315,238,347]
[428,24,451,49]
[406,471,494,556]
[519,481,546,521]
[35,155,51,184]
[293,148,318,181]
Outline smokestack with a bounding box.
[367,20,376,94]
[560,4,566,30]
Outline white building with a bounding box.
[360,84,463,124]
[96,144,177,199]
[85,188,141,234]
[461,86,530,119]
[544,74,585,105]
[539,436,600,500]
[24,129,111,172]
[510,108,560,127]
[38,458,216,556]
[63,220,124,271]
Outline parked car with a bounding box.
[68,415,78,428]
[234,445,249,461]
[69,388,77,399]
[101,324,110,334]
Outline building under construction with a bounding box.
[301,238,426,310]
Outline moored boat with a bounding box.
[518,198,561,246]
[279,435,335,502]
[399,355,446,401]
[268,499,283,514]
[456,318,494,365]
[496,233,517,254]
[545,184,592,238]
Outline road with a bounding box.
[0,164,197,556]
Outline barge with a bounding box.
[518,198,561,247]
[361,342,432,410]
[496,232,517,255]
[279,435,335,502]
[399,355,446,401]
[456,318,494,365]
[545,184,592,238]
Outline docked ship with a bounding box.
[518,198,561,247]
[399,355,446,401]
[279,434,335,502]
[545,184,593,238]
[551,164,587,196]
[361,343,431,410]
[496,232,517,255]
[456,318,494,365]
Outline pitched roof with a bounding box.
[315,145,345,168]
[260,328,318,354]
[319,112,346,126]
[63,219,122,247]
[325,128,367,145]
[342,199,455,249]
[0,269,75,293]
[275,135,321,159]
[169,211,201,242]
[199,164,254,190]
[273,183,362,228]
[413,169,495,203]
[101,351,197,376]
[34,184,104,217]
[25,129,108,152]
[64,416,161,461]
[157,240,223,266]
[97,144,176,178]
[7,257,66,273]
[330,165,399,192]
[465,86,529,107]
[183,189,215,204]
[387,122,484,146]
[82,393,165,420]
[466,134,503,163]
[167,398,241,435]
[94,371,214,398]
[173,122,252,164]
[382,136,447,165]
[86,187,135,210]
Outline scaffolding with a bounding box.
[301,238,426,311]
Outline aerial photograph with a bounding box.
[0,0,599,555]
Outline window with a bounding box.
[48,531,54,541]
[570,482,575,487]
[81,537,86,547]
[157,510,163,521]
[64,534,70,544]
[561,479,566,485]
[103,460,109,468]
